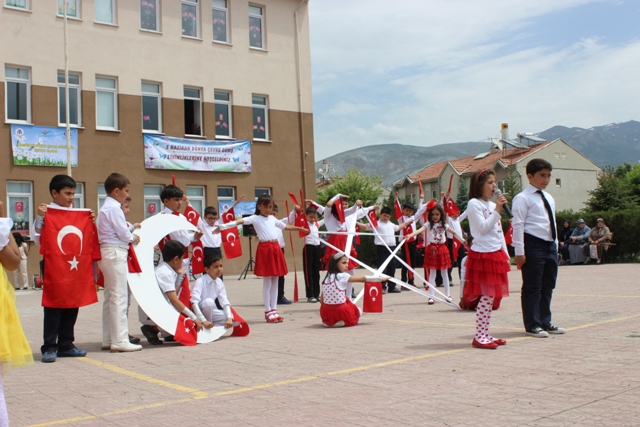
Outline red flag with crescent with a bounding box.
[177,274,191,308]
[505,223,514,246]
[445,197,460,216]
[363,281,383,313]
[127,243,142,273]
[230,308,250,337]
[221,207,242,259]
[183,205,205,274]
[452,237,461,262]
[39,206,99,308]
[394,198,402,220]
[335,197,345,223]
[367,209,378,227]
[288,192,309,237]
[174,314,198,346]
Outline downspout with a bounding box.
[294,0,310,198]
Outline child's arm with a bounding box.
[230,194,246,210]
[397,218,414,231]
[305,199,325,215]
[403,224,426,240]
[347,275,367,283]
[165,291,204,331]
[284,224,310,235]
[0,227,21,271]
[212,217,246,234]
[325,194,348,208]
[444,224,465,244]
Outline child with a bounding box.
[0,204,34,426]
[97,173,143,353]
[140,240,203,344]
[512,159,565,337]
[360,206,412,293]
[32,175,95,363]
[11,232,29,290]
[294,207,323,302]
[121,196,142,345]
[215,194,309,323]
[396,196,418,287]
[198,194,244,261]
[190,254,235,329]
[465,169,511,349]
[272,204,292,305]
[320,253,366,327]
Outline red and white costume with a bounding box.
[320,273,361,327]
[422,222,452,271]
[322,205,372,270]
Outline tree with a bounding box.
[502,165,522,202]
[316,168,384,207]
[585,173,637,211]
[456,178,469,212]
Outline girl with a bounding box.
[12,232,29,290]
[320,253,366,327]
[215,195,308,323]
[465,169,511,349]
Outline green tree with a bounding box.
[622,164,640,202]
[502,165,522,202]
[316,168,384,207]
[614,163,632,179]
[456,178,469,212]
[585,173,637,211]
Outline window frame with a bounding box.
[4,0,29,11]
[73,182,85,208]
[57,71,82,127]
[184,86,203,137]
[144,184,163,218]
[94,0,116,25]
[56,0,80,19]
[248,4,265,50]
[214,90,233,138]
[97,183,107,210]
[95,76,118,131]
[217,186,235,212]
[186,186,206,216]
[251,94,269,141]
[211,0,229,44]
[141,81,162,133]
[254,187,271,200]
[6,181,33,237]
[139,0,161,32]
[4,65,31,124]
[181,0,200,39]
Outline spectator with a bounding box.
[568,219,590,264]
[583,218,611,264]
[12,232,29,290]
[557,219,573,265]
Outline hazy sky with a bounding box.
[308,0,640,161]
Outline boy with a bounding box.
[397,199,417,286]
[360,206,412,293]
[512,158,565,338]
[140,240,203,345]
[97,173,142,353]
[198,194,244,261]
[160,185,203,271]
[32,175,95,363]
[292,206,323,302]
[121,196,141,344]
[272,204,292,305]
[190,254,235,328]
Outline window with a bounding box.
[142,82,162,132]
[96,76,118,130]
[57,72,82,127]
[497,180,505,192]
[217,186,234,212]
[144,185,163,218]
[73,183,85,208]
[6,181,32,236]
[95,0,115,24]
[212,0,228,43]
[5,66,30,123]
[140,0,160,31]
[57,0,79,18]
[184,87,202,136]
[252,94,268,140]
[4,0,29,10]
[186,186,205,216]
[249,5,264,49]
[214,90,232,138]
[556,178,562,188]
[97,184,107,210]
[432,190,437,199]
[254,188,271,200]
[181,0,199,38]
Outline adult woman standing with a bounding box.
[12,232,29,290]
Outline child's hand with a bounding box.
[203,321,214,329]
[38,203,48,217]
[194,229,204,240]
[182,195,190,205]
[238,194,245,201]
[394,191,399,199]
[304,199,313,206]
[132,234,140,245]
[194,319,204,332]
[89,210,96,222]
[440,191,445,198]
[355,199,363,207]
[133,223,141,229]
[224,318,234,329]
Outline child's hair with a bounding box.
[329,194,346,221]
[161,240,186,261]
[104,173,130,194]
[124,196,132,202]
[305,207,318,216]
[323,253,346,282]
[272,203,278,212]
[428,203,446,227]
[160,185,183,202]
[49,174,76,194]
[204,206,218,217]
[254,194,273,215]
[469,169,496,199]
[380,206,391,216]
[526,158,553,176]
[204,253,222,269]
[12,232,24,246]
[402,202,415,211]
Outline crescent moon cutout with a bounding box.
[223,212,235,223]
[369,286,379,298]
[187,211,197,221]
[226,233,236,244]
[127,214,229,344]
[57,225,83,255]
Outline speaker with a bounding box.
[242,214,257,237]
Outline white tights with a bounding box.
[429,269,450,297]
[474,296,494,344]
[263,276,279,312]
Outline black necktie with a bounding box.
[537,190,556,241]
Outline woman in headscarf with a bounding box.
[558,219,573,265]
[568,219,590,264]
[583,218,611,264]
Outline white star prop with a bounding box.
[68,256,79,271]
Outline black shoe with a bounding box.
[140,325,163,345]
[57,347,87,357]
[163,335,176,342]
[388,288,401,293]
[278,297,292,305]
[129,335,141,344]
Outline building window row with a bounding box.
[5,66,270,140]
[5,1,264,48]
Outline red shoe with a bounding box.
[472,339,498,349]
[274,313,284,322]
[265,311,278,323]
[492,338,507,346]
[428,298,435,305]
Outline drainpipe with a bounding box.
[294,0,310,198]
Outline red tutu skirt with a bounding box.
[320,299,361,327]
[464,249,510,299]
[322,233,358,270]
[254,241,288,277]
[423,243,451,270]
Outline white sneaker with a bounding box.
[110,342,143,353]
[526,327,549,338]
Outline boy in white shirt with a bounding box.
[191,254,236,328]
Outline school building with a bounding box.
[1,0,315,280]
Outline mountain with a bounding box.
[316,120,640,187]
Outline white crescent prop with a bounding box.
[127,214,229,344]
[57,225,83,255]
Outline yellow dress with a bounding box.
[0,263,33,375]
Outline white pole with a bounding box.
[64,1,72,176]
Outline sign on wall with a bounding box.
[11,125,78,167]
[144,134,251,173]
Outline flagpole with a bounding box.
[63,1,72,176]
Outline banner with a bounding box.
[218,201,256,237]
[144,134,251,172]
[11,125,78,167]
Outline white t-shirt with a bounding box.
[191,274,230,308]
[242,214,287,241]
[366,220,399,246]
[0,218,13,249]
[467,198,507,254]
[155,261,179,306]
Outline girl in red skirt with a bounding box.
[465,169,511,349]
[216,195,308,323]
[320,253,366,327]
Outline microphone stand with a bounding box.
[238,235,255,280]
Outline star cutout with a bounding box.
[68,256,79,271]
[185,327,191,333]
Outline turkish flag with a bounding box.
[39,206,99,308]
[221,208,242,259]
[230,307,250,337]
[177,274,191,308]
[505,223,514,246]
[445,197,460,216]
[174,314,198,346]
[363,281,383,313]
[367,209,378,227]
[127,243,142,273]
[191,241,205,274]
[452,237,461,262]
[334,199,345,223]
[404,221,415,242]
[394,199,402,221]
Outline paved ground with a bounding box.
[5,262,640,427]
